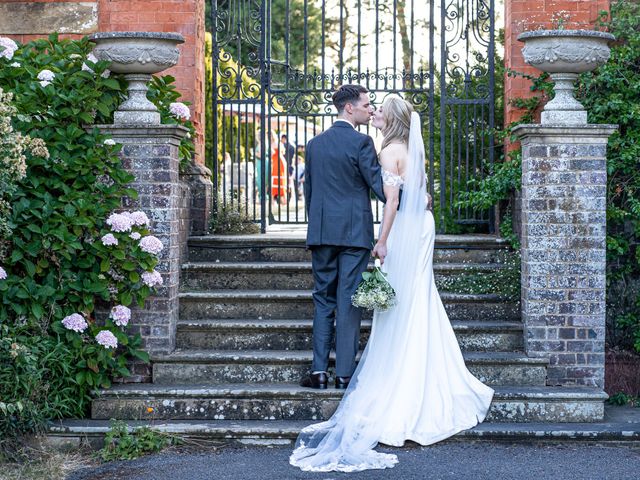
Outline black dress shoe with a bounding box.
[300,372,328,389]
[335,376,351,389]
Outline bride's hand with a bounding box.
[372,242,387,264]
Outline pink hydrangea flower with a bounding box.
[110,305,131,327]
[95,330,118,349]
[130,211,150,227]
[101,233,118,246]
[139,235,163,255]
[0,266,7,280]
[169,102,190,121]
[106,212,133,232]
[62,313,88,333]
[142,270,163,287]
[0,37,18,60]
[130,232,142,240]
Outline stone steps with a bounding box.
[178,290,520,321]
[91,384,606,423]
[175,319,524,352]
[52,406,640,447]
[180,261,509,291]
[187,234,509,264]
[151,350,547,386]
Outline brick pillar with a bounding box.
[96,125,188,355]
[513,124,616,388]
[504,0,610,127]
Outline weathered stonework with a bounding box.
[96,124,188,356]
[180,162,213,236]
[0,2,98,34]
[513,124,617,388]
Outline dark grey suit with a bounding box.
[304,121,386,377]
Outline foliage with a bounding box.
[436,250,521,301]
[0,33,190,446]
[0,88,40,261]
[457,1,640,352]
[578,1,640,353]
[98,420,181,461]
[146,75,196,172]
[211,194,260,235]
[606,392,639,407]
[205,0,325,71]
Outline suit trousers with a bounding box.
[310,245,370,377]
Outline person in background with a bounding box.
[294,145,305,201]
[271,131,288,205]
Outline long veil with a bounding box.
[289,112,430,472]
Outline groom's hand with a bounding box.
[372,242,387,264]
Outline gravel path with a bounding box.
[69,442,640,480]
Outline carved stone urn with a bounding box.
[88,32,184,124]
[518,30,615,125]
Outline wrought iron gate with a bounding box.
[209,0,497,233]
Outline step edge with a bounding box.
[176,319,524,331]
[94,385,608,401]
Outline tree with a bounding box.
[206,0,324,72]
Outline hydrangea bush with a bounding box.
[0,34,193,446]
[0,87,48,262]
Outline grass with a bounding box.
[0,441,95,480]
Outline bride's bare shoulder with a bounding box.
[379,143,407,172]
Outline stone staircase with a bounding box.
[85,233,608,444]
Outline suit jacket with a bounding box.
[304,122,386,249]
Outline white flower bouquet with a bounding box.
[351,259,397,312]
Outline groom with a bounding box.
[300,84,386,390]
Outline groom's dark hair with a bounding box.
[333,84,368,113]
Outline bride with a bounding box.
[289,96,495,472]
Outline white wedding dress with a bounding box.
[290,113,494,472]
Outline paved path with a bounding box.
[69,442,640,480]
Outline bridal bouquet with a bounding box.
[351,259,397,312]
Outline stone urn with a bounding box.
[88,32,184,125]
[518,30,615,125]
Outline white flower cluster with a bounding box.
[37,69,55,87]
[169,102,190,121]
[0,37,18,60]
[110,305,131,327]
[351,266,397,312]
[82,53,111,78]
[142,269,163,287]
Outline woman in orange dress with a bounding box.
[270,134,288,205]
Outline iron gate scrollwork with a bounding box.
[209,0,497,233]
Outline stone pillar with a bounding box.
[181,162,213,236]
[513,124,616,388]
[96,124,188,355]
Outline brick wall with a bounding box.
[1,0,205,165]
[504,0,611,128]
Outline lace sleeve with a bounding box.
[382,169,404,187]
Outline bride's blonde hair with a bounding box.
[381,96,414,151]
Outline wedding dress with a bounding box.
[290,112,494,472]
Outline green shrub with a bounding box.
[0,33,194,449]
[457,2,640,353]
[212,194,260,235]
[98,420,181,461]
